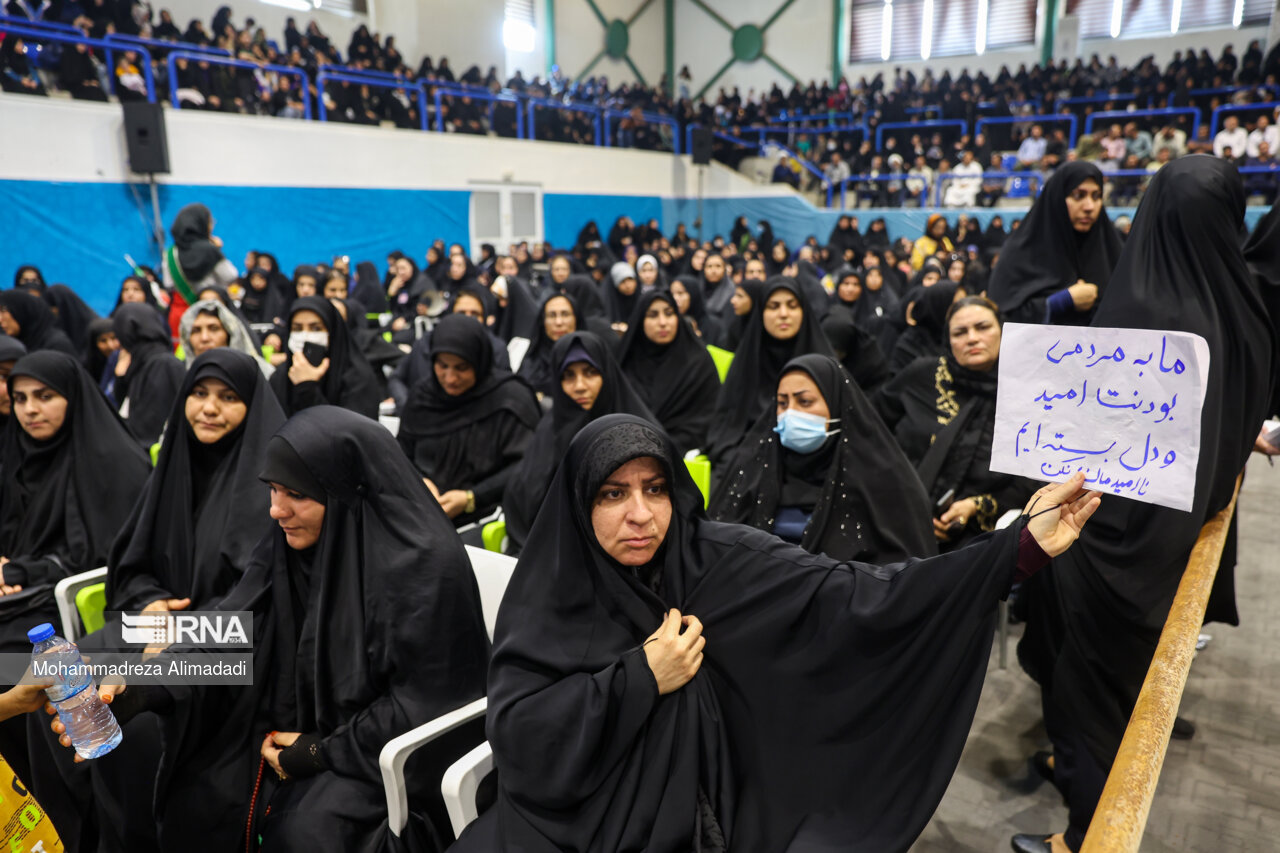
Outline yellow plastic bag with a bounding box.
[0,756,62,853]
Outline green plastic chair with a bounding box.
[75,583,107,636]
[149,442,161,466]
[706,346,734,383]
[684,455,711,508]
[482,520,507,553]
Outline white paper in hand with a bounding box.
[991,324,1210,512]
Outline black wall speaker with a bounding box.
[691,128,713,165]
[122,102,170,174]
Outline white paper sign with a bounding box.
[991,324,1210,512]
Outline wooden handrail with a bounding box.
[1080,475,1242,853]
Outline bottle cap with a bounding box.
[27,623,56,643]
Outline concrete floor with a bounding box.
[914,455,1280,853]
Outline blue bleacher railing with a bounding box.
[765,141,832,205]
[316,69,421,128]
[759,122,868,153]
[603,109,682,154]
[103,34,225,97]
[525,97,603,146]
[931,170,1043,206]
[1210,101,1280,137]
[976,113,1080,148]
[432,86,525,139]
[0,13,80,34]
[1083,107,1200,139]
[875,119,968,150]
[0,21,156,101]
[1059,93,1138,109]
[167,51,309,119]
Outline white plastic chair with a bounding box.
[378,546,517,837]
[442,740,494,837]
[53,567,108,642]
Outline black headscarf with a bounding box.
[986,161,1123,324]
[113,303,186,448]
[0,352,150,594]
[720,279,765,352]
[453,414,1023,852]
[493,275,542,343]
[398,315,540,516]
[712,354,936,563]
[155,406,489,852]
[706,277,834,465]
[170,203,226,284]
[42,285,99,355]
[560,274,610,326]
[616,291,720,455]
[1019,156,1276,773]
[1243,203,1280,413]
[673,275,720,343]
[0,335,26,431]
[349,261,388,315]
[107,349,286,612]
[517,293,585,396]
[820,269,892,391]
[267,297,380,419]
[889,280,961,372]
[82,318,115,383]
[11,265,45,293]
[0,291,77,356]
[112,275,163,315]
[504,331,656,551]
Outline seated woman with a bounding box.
[27,348,286,853]
[398,314,540,529]
[711,354,935,563]
[706,277,834,467]
[876,296,1036,549]
[615,291,719,456]
[57,406,490,852]
[83,318,119,402]
[178,297,272,375]
[909,214,955,270]
[720,279,763,352]
[451,414,1098,852]
[0,352,150,785]
[986,161,1123,326]
[516,293,582,397]
[887,279,963,373]
[504,331,656,554]
[819,268,891,392]
[113,303,187,449]
[0,336,25,431]
[0,291,77,356]
[268,297,380,418]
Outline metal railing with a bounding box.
[0,21,156,101]
[1210,100,1280,137]
[316,69,423,128]
[525,96,603,145]
[0,13,80,34]
[759,122,867,152]
[432,86,525,139]
[167,51,309,119]
[976,114,1080,148]
[1084,108,1201,139]
[1080,478,1241,853]
[875,119,969,150]
[603,108,681,154]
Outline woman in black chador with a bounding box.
[452,414,1100,852]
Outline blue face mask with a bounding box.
[774,409,839,454]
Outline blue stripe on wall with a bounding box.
[542,194,664,248]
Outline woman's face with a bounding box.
[864,268,883,292]
[1066,177,1103,233]
[638,263,658,287]
[669,282,691,314]
[762,288,802,340]
[772,242,788,262]
[703,255,725,284]
[449,255,468,280]
[551,257,571,284]
[775,370,830,421]
[95,331,119,357]
[295,275,318,298]
[920,269,941,287]
[452,293,485,321]
[433,351,477,396]
[197,288,221,302]
[268,482,326,550]
[837,275,862,303]
[949,305,1002,371]
[930,218,948,239]
[690,249,707,271]
[590,456,672,567]
[426,247,440,265]
[560,361,603,410]
[0,309,18,337]
[189,311,230,356]
[395,258,414,280]
[0,361,13,416]
[290,309,327,334]
[544,296,576,341]
[947,259,966,283]
[11,376,68,441]
[185,377,247,444]
[643,298,678,344]
[323,276,347,300]
[730,286,753,317]
[249,272,268,292]
[120,279,148,304]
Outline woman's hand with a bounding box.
[49,681,125,762]
[391,317,409,331]
[437,489,468,518]
[1023,472,1101,557]
[143,597,190,613]
[1067,280,1098,311]
[643,609,705,695]
[934,498,978,540]
[1253,425,1280,456]
[288,353,329,385]
[422,478,441,500]
[114,349,132,377]
[261,731,300,780]
[0,682,50,720]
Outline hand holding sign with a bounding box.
[991,324,1209,512]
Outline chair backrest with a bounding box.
[684,455,711,508]
[464,545,518,641]
[706,345,734,383]
[76,583,108,635]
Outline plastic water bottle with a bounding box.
[28,623,122,760]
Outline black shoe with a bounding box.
[1031,750,1054,783]
[1171,716,1196,740]
[1010,833,1053,853]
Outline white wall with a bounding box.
[548,0,665,88]
[156,0,370,53]
[1078,25,1270,69]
